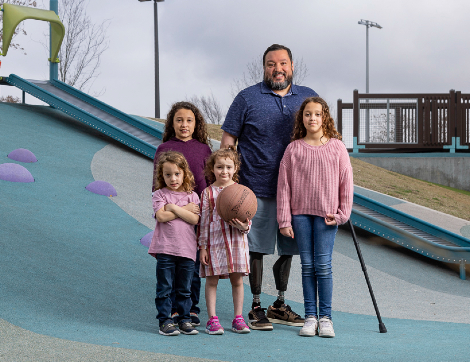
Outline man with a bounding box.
[221,44,318,330]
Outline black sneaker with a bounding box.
[266,303,304,326]
[248,306,273,330]
[190,312,201,326]
[159,320,180,336]
[179,321,199,335]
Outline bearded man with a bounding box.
[221,44,318,330]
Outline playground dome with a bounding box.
[85,180,117,197]
[140,231,154,248]
[0,163,34,183]
[7,148,38,163]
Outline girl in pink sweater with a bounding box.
[277,97,353,338]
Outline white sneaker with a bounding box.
[299,316,318,337]
[318,316,335,337]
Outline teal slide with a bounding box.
[2,74,162,159]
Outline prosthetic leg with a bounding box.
[272,254,292,304]
[247,252,273,330]
[249,251,264,304]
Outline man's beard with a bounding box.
[264,71,293,90]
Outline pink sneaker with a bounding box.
[232,315,250,334]
[205,316,224,335]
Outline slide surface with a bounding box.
[4,74,162,159]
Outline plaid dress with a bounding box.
[198,185,250,278]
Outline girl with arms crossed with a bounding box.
[149,151,200,336]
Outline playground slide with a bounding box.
[350,193,470,279]
[2,74,162,159]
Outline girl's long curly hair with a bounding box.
[204,146,241,184]
[162,101,212,147]
[154,151,195,192]
[292,97,342,142]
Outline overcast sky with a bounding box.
[2,0,470,121]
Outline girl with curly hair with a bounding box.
[151,101,213,327]
[152,101,212,195]
[277,96,353,338]
[149,151,200,336]
[198,147,251,335]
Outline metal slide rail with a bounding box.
[4,74,162,159]
[351,193,470,280]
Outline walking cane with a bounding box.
[347,219,387,333]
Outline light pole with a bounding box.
[358,19,382,94]
[358,19,382,142]
[139,0,164,119]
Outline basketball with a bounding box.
[216,184,258,223]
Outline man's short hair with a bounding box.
[262,44,293,66]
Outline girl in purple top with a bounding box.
[277,97,353,338]
[149,151,200,336]
[152,101,212,326]
[152,102,212,195]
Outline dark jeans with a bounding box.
[171,250,201,314]
[155,253,194,325]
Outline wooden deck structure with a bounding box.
[337,90,470,153]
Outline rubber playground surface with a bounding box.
[1,102,470,361]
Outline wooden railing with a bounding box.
[338,90,470,153]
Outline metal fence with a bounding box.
[338,90,470,152]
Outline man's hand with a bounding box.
[280,227,294,238]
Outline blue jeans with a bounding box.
[292,215,338,319]
[171,250,201,315]
[155,253,194,325]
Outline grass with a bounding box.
[149,119,470,221]
[350,157,470,221]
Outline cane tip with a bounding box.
[379,323,387,333]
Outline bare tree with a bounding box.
[0,0,37,55]
[188,93,225,125]
[57,0,110,95]
[0,95,21,102]
[230,54,309,98]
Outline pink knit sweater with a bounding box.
[277,138,353,228]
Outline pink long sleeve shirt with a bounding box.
[277,138,353,228]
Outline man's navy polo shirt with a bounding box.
[222,82,318,198]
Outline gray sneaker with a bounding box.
[318,316,335,337]
[159,321,180,336]
[179,321,199,335]
[299,316,318,337]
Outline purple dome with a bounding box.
[85,180,117,197]
[0,163,34,183]
[140,231,154,248]
[7,148,38,163]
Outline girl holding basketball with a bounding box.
[198,147,251,335]
[152,101,212,327]
[277,97,353,338]
[149,151,200,336]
